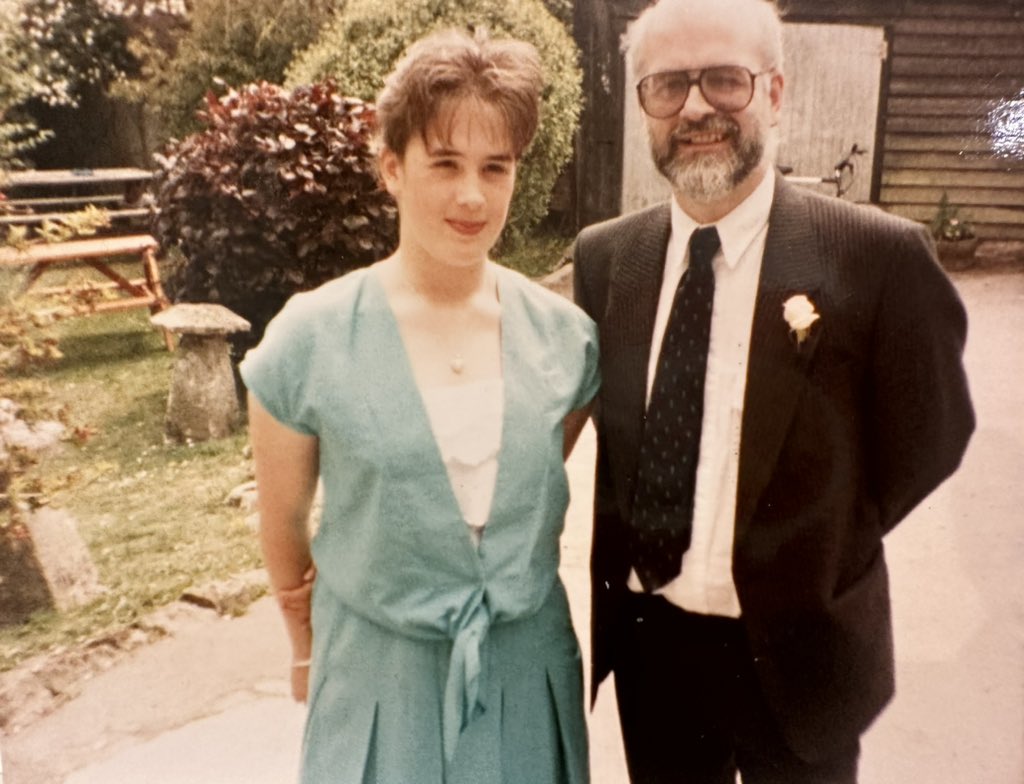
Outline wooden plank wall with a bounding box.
[574,0,1024,240]
[726,0,1024,239]
[880,4,1024,239]
[573,0,641,228]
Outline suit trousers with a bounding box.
[612,591,860,784]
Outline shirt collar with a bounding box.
[669,168,775,271]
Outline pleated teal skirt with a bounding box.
[300,580,589,784]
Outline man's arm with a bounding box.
[868,225,975,533]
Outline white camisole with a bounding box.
[420,378,504,546]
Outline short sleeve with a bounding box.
[238,296,318,435]
[570,309,601,412]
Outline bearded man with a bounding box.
[571,0,975,781]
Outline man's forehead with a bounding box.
[635,5,767,74]
[645,0,763,26]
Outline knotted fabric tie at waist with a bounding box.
[442,595,492,762]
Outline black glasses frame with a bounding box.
[636,66,775,119]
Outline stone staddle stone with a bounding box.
[151,303,252,336]
[151,304,251,442]
[0,507,104,625]
[25,507,105,612]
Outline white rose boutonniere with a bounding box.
[782,294,820,347]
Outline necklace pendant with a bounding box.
[450,355,465,374]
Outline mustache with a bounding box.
[669,115,740,145]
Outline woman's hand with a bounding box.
[277,565,317,702]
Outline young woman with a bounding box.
[241,29,598,783]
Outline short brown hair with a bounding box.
[375,28,543,160]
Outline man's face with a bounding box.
[634,0,783,206]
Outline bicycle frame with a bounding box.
[781,143,867,198]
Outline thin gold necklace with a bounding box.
[402,267,489,375]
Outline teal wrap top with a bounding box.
[240,265,599,761]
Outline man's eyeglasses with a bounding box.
[636,65,774,119]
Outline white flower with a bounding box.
[782,294,820,347]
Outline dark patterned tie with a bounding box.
[631,226,720,591]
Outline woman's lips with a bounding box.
[447,219,487,236]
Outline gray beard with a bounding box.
[654,126,765,203]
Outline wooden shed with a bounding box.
[573,0,1024,242]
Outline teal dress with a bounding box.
[240,265,600,784]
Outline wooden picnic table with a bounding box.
[0,234,173,349]
[2,167,153,188]
[0,168,156,227]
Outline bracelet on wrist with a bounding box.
[292,658,312,668]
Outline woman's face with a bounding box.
[380,98,518,270]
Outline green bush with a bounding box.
[540,0,573,29]
[144,0,338,140]
[286,0,581,247]
[15,0,139,109]
[930,192,975,242]
[0,0,50,169]
[151,81,397,352]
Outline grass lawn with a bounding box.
[0,230,573,672]
[1,303,261,673]
[495,230,573,278]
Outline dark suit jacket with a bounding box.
[572,175,975,761]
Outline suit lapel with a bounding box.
[735,178,825,537]
[600,204,671,519]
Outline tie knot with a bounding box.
[688,226,720,272]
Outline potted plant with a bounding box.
[930,192,979,270]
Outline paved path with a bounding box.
[2,270,1022,783]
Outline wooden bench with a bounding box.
[0,234,173,349]
[0,207,152,227]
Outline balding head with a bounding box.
[623,0,784,81]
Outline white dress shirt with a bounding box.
[626,170,775,617]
